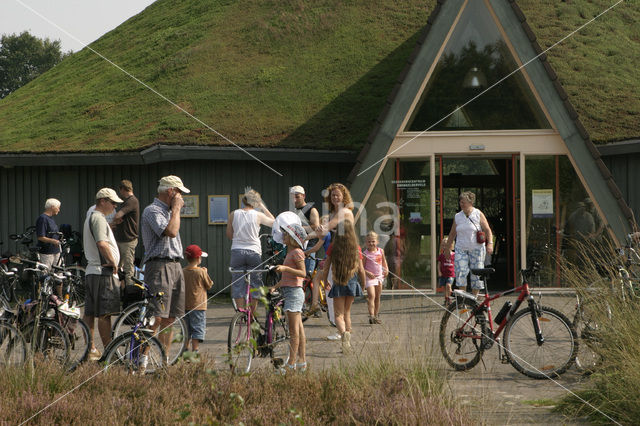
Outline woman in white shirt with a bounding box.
[444,191,493,296]
[226,189,275,309]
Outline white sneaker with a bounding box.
[326,333,341,341]
[88,348,101,361]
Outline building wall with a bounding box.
[0,159,353,292]
[602,154,640,225]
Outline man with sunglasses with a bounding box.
[83,187,123,360]
[140,175,189,358]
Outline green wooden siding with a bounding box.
[0,160,352,292]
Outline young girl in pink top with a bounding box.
[271,223,307,372]
[363,231,388,324]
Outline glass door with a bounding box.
[436,156,519,289]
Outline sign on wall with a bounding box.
[532,189,553,218]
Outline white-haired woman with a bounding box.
[444,192,493,297]
[226,189,275,311]
[36,198,62,269]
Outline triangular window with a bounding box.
[406,0,550,131]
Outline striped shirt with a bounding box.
[141,198,183,263]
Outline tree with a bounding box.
[0,31,66,99]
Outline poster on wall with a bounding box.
[180,195,199,218]
[532,189,553,218]
[208,195,230,224]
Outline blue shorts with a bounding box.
[328,273,363,298]
[438,276,455,288]
[185,310,206,341]
[281,286,304,313]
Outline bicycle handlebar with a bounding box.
[229,266,275,274]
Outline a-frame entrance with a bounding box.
[350,0,633,292]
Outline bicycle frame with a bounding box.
[454,266,543,345]
[229,266,272,346]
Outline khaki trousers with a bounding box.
[117,239,138,287]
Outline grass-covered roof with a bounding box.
[0,0,638,153]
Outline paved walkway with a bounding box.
[197,292,589,425]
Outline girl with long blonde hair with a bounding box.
[318,220,365,353]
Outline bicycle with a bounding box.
[440,262,578,379]
[49,231,86,307]
[110,276,187,365]
[227,266,289,374]
[16,261,72,365]
[0,260,20,304]
[301,257,333,325]
[0,297,28,366]
[102,280,167,374]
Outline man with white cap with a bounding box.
[83,187,123,360]
[140,175,189,356]
[290,185,320,273]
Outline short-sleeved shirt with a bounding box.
[280,248,305,287]
[437,253,455,277]
[114,194,140,242]
[36,213,61,254]
[83,211,120,276]
[141,198,183,262]
[183,266,214,311]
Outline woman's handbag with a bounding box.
[467,214,487,244]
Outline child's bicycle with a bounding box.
[301,257,333,325]
[440,262,578,379]
[227,266,289,374]
[101,279,167,374]
[111,276,188,365]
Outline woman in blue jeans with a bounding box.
[226,189,275,311]
[444,191,493,297]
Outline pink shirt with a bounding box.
[363,247,384,286]
[280,248,305,287]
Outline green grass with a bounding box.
[0,356,472,424]
[0,0,637,153]
[555,239,640,424]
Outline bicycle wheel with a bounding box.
[66,266,86,307]
[23,319,71,365]
[227,311,253,374]
[504,306,577,379]
[269,314,289,369]
[112,302,186,365]
[103,330,166,374]
[439,297,485,371]
[0,321,27,365]
[572,299,606,373]
[65,317,90,370]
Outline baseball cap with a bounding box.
[159,175,190,193]
[290,185,305,195]
[95,188,124,203]
[185,244,208,259]
[281,223,307,248]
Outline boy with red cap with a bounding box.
[183,244,213,352]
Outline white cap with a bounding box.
[95,188,124,203]
[159,175,190,193]
[290,185,305,195]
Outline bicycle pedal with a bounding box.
[500,355,510,364]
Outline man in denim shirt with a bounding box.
[140,175,189,357]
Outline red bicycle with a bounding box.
[439,262,578,379]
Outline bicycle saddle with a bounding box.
[471,267,495,276]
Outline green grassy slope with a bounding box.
[0,0,637,153]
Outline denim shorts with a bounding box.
[438,276,455,287]
[328,273,363,298]
[185,310,206,341]
[281,286,304,313]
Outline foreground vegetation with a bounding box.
[557,240,640,424]
[0,357,471,424]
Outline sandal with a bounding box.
[296,362,307,372]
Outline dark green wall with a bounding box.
[0,159,353,293]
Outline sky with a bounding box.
[1,0,157,52]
